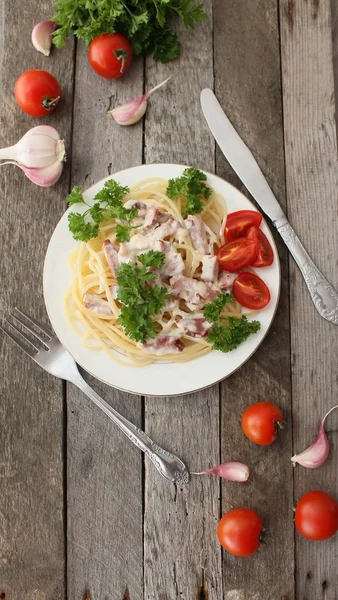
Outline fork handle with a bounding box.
[72,374,189,484]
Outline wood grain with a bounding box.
[143,2,223,599]
[214,1,295,598]
[280,0,338,598]
[67,45,144,600]
[0,0,74,597]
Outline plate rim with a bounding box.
[43,163,281,397]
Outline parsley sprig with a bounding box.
[67,180,136,243]
[52,0,207,63]
[116,251,170,343]
[166,167,212,217]
[203,293,261,353]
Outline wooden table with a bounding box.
[1,1,338,599]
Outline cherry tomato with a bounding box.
[14,70,61,117]
[241,401,283,446]
[295,491,338,541]
[226,210,262,241]
[232,272,271,310]
[246,226,274,267]
[88,33,132,79]
[216,238,258,273]
[218,508,263,557]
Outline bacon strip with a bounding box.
[103,240,119,276]
[201,255,219,282]
[83,293,112,314]
[140,334,184,355]
[184,215,208,254]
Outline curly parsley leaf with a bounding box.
[68,213,99,242]
[166,167,212,217]
[139,250,166,269]
[203,293,235,325]
[67,186,85,206]
[52,0,207,62]
[67,180,135,243]
[116,251,170,343]
[206,317,261,353]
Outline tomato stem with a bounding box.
[42,96,61,110]
[274,419,285,431]
[114,48,129,73]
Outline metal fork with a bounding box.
[1,308,189,485]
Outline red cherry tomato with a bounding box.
[226,210,262,241]
[241,401,283,446]
[216,238,258,273]
[247,226,274,267]
[218,508,263,557]
[232,272,271,310]
[295,491,338,541]
[14,70,61,117]
[88,33,132,79]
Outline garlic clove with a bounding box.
[110,95,148,126]
[19,161,64,187]
[192,461,250,482]
[291,404,338,469]
[109,76,171,126]
[291,423,329,469]
[31,21,58,56]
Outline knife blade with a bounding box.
[200,88,285,223]
[200,88,338,325]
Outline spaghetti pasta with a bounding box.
[64,176,243,366]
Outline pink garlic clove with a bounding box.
[31,21,58,56]
[192,461,250,482]
[19,161,64,187]
[109,76,171,126]
[291,404,338,469]
[291,423,329,469]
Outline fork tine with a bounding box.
[11,312,49,348]
[0,323,38,358]
[13,308,54,339]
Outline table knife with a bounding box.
[200,88,338,325]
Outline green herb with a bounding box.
[203,293,261,353]
[116,251,170,343]
[203,293,235,324]
[52,0,207,63]
[166,167,212,217]
[67,179,136,243]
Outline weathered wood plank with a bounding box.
[280,1,338,599]
[214,1,295,598]
[143,3,223,599]
[67,46,144,600]
[0,0,74,597]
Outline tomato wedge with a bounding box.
[247,226,274,267]
[233,272,271,310]
[226,210,262,241]
[216,238,258,273]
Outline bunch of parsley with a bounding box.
[52,0,207,62]
[166,167,212,216]
[67,179,137,242]
[116,251,170,343]
[203,293,261,353]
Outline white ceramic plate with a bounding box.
[43,164,280,396]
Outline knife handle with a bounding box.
[274,217,338,324]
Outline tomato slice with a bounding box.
[233,272,271,310]
[216,238,258,273]
[247,226,274,267]
[226,210,262,241]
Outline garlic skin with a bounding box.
[31,21,58,56]
[291,404,338,469]
[192,461,250,482]
[0,125,66,187]
[109,76,171,126]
